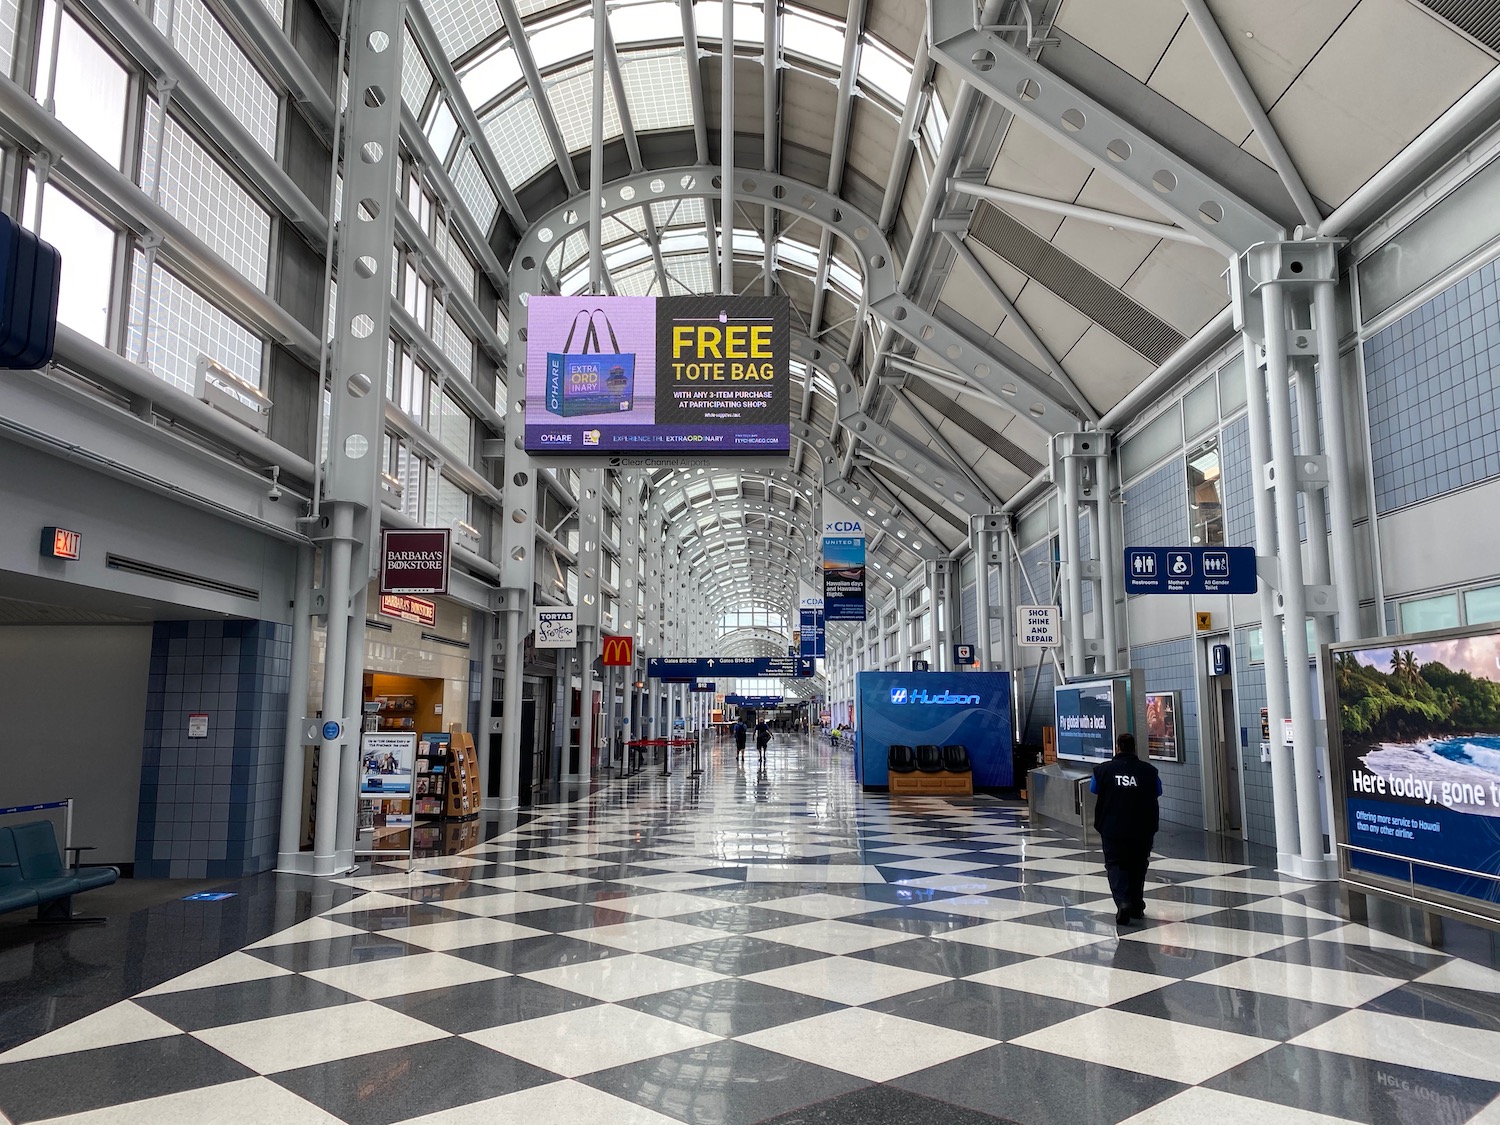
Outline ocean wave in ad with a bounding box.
[1361,739,1500,817]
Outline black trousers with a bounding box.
[1100,834,1153,912]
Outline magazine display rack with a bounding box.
[445,725,479,820]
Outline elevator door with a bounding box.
[1215,683,1242,833]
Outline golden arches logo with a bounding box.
[601,635,634,666]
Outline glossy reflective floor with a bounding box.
[6,735,1500,1124]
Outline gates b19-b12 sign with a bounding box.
[525,295,790,454]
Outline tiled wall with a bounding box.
[1129,637,1202,831]
[1234,626,1275,848]
[1364,259,1500,514]
[1221,415,1256,547]
[959,578,977,648]
[1122,459,1188,557]
[1078,512,1094,614]
[137,619,291,878]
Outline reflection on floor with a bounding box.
[5,734,1500,1124]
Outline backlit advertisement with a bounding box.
[855,671,1014,789]
[1329,625,1500,909]
[823,534,866,621]
[524,294,790,454]
[1054,671,1146,764]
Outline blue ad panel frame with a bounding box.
[855,671,1014,789]
[1326,622,1500,923]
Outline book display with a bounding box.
[412,725,479,821]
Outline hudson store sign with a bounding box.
[380,529,450,595]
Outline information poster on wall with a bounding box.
[1146,691,1182,762]
[823,518,866,622]
[524,295,790,454]
[1331,627,1500,906]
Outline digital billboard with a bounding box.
[524,294,790,454]
[1054,670,1146,765]
[855,671,1014,789]
[1146,691,1182,762]
[1329,625,1500,909]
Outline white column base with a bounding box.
[1281,853,1338,882]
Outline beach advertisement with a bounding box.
[1332,628,1500,905]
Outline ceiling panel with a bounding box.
[974,447,1040,498]
[844,100,898,194]
[1205,0,1361,106]
[866,0,922,56]
[1054,0,1187,81]
[1265,0,1495,204]
[1120,239,1231,336]
[779,69,839,159]
[1148,15,1257,146]
[937,257,1006,335]
[1048,213,1160,289]
[1010,281,1092,360]
[1059,324,1156,413]
[986,119,1094,204]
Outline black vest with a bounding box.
[1092,753,1160,838]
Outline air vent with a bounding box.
[365,618,394,633]
[420,631,470,650]
[969,202,1186,365]
[902,378,1045,477]
[1417,0,1500,50]
[105,555,260,601]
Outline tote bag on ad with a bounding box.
[545,308,636,418]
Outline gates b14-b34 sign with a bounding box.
[525,295,790,454]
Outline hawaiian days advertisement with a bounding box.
[1337,631,1500,899]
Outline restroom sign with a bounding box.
[1017,605,1061,646]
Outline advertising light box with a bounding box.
[524,295,790,455]
[855,672,1014,789]
[1328,624,1500,914]
[1053,670,1146,765]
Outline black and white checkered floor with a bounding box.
[5,736,1500,1124]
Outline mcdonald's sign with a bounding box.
[600,634,634,666]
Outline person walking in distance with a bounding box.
[1090,732,1161,926]
[755,719,771,760]
[733,718,748,763]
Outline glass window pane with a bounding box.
[1120,405,1183,481]
[155,0,277,156]
[1187,443,1225,546]
[30,179,113,344]
[1466,585,1500,625]
[1358,156,1500,321]
[126,253,263,393]
[1400,593,1460,635]
[39,9,128,169]
[1183,378,1218,440]
[1218,354,1247,415]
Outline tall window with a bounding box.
[36,4,129,169]
[1187,442,1225,546]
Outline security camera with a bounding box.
[267,466,282,502]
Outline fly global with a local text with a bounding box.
[524,295,790,454]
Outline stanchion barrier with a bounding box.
[0,798,75,861]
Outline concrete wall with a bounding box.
[0,625,151,866]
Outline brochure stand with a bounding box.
[355,731,417,868]
[445,724,479,820]
[414,732,451,820]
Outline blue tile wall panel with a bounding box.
[1364,259,1500,514]
[1221,415,1256,547]
[1078,512,1094,615]
[1234,626,1276,848]
[1122,459,1188,554]
[137,619,291,879]
[1128,636,1203,831]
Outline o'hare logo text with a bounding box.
[890,688,980,706]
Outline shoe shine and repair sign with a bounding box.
[524,295,791,454]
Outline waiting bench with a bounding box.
[0,821,119,923]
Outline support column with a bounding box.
[973,518,993,672]
[998,520,1016,672]
[475,609,496,806]
[312,503,354,874]
[1314,281,1362,633]
[336,578,368,869]
[1094,446,1120,671]
[276,544,314,868]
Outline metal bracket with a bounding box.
[1256,554,1280,591]
[309,587,328,613]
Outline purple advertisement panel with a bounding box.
[523,294,790,454]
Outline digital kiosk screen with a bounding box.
[1054,681,1116,763]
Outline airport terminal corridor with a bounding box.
[4,735,1500,1125]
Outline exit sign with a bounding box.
[40,527,80,560]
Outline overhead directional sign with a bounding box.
[726,694,785,708]
[1124,546,1257,595]
[648,657,815,679]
